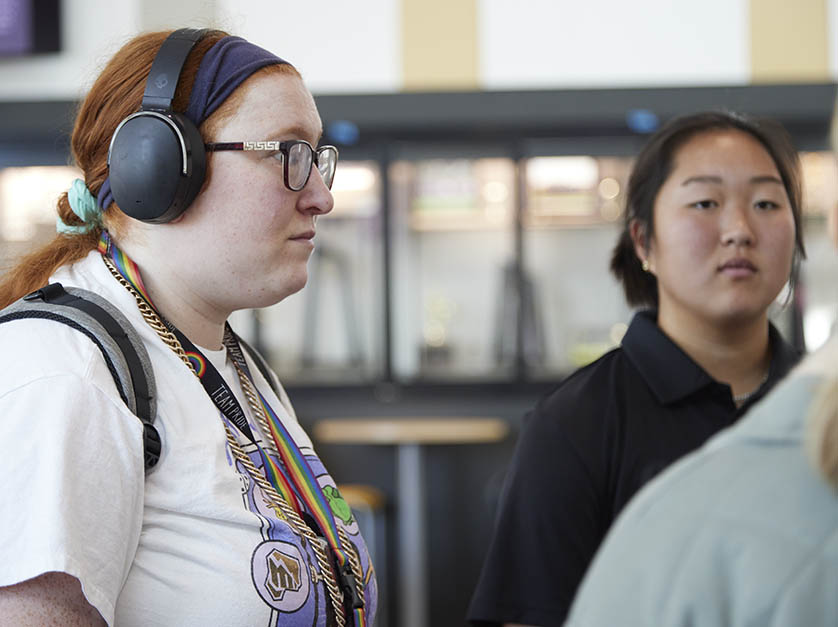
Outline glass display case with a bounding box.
[388,156,516,381]
[2,82,836,387]
[3,148,837,384]
[522,155,634,376]
[799,151,838,352]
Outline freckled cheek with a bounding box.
[237,187,287,231]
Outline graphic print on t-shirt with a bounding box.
[230,435,378,625]
[306,462,378,617]
[309,455,378,601]
[232,440,324,625]
[251,539,311,613]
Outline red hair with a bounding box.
[0,29,299,308]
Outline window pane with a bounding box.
[799,151,838,352]
[0,165,81,270]
[389,157,516,381]
[523,156,634,376]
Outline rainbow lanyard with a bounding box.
[98,232,366,625]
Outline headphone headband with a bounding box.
[142,28,208,111]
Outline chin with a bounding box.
[710,301,771,327]
[272,270,309,304]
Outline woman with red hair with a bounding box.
[0,28,376,627]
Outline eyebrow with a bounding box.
[681,175,784,186]
[267,124,323,144]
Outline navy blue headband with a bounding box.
[184,36,287,124]
[98,35,288,210]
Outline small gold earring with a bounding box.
[641,259,650,272]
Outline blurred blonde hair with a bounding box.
[806,98,838,490]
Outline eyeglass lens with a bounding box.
[287,142,311,190]
[287,143,337,190]
[316,147,337,190]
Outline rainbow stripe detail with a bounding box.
[256,443,302,513]
[354,607,367,627]
[258,391,343,551]
[258,390,368,624]
[185,352,207,378]
[98,231,153,304]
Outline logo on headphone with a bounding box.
[154,73,169,90]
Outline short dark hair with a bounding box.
[610,110,806,308]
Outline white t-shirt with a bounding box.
[0,251,377,626]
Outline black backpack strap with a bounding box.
[0,282,161,471]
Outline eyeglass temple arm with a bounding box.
[204,142,245,151]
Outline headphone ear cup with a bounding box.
[170,111,206,216]
[108,111,206,223]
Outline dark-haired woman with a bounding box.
[567,104,838,627]
[0,29,376,626]
[468,111,805,627]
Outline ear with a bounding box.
[629,219,654,273]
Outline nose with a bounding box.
[299,165,334,216]
[720,202,755,247]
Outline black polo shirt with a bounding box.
[467,310,800,627]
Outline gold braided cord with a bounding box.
[102,256,191,362]
[230,360,365,594]
[228,364,351,625]
[102,256,350,627]
[232,362,366,612]
[220,423,347,627]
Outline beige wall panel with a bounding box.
[402,0,478,90]
[479,0,749,89]
[750,0,830,81]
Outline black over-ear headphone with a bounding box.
[107,28,210,223]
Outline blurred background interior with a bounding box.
[2,1,838,625]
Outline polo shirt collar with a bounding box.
[620,310,800,407]
[621,310,712,405]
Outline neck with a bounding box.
[657,305,771,403]
[115,238,229,350]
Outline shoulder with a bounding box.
[0,266,146,454]
[0,317,143,450]
[570,392,838,625]
[553,346,632,397]
[0,313,124,404]
[528,346,634,433]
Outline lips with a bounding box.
[290,230,316,241]
[718,257,757,276]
